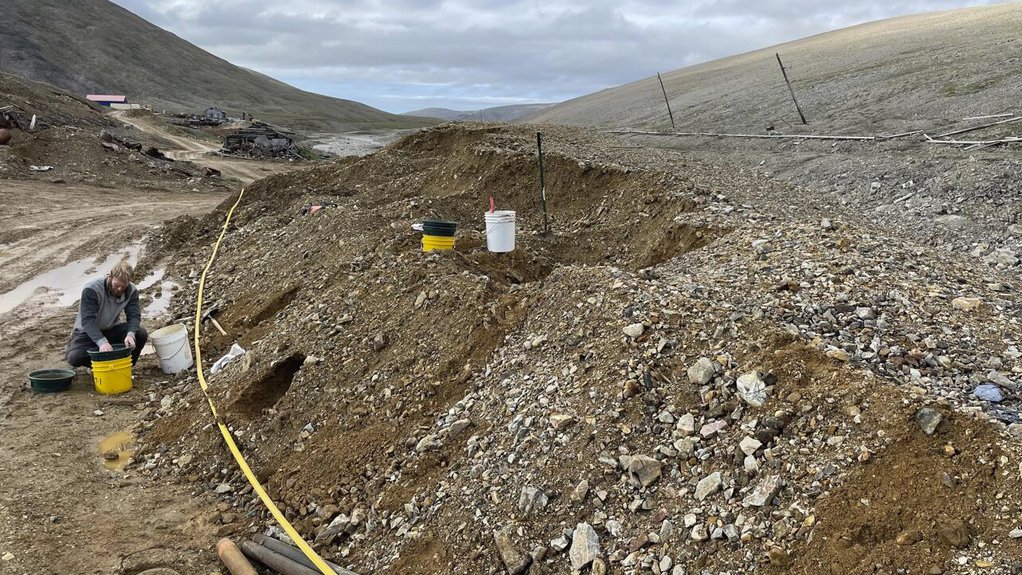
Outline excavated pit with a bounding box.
[230,353,305,419]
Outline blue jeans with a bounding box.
[65,324,148,367]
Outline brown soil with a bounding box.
[0,180,227,574]
[0,73,303,574]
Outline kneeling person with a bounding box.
[65,261,148,367]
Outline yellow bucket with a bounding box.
[422,234,456,252]
[92,356,132,395]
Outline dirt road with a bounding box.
[0,177,229,572]
[111,110,283,184]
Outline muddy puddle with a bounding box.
[98,431,135,471]
[138,268,181,319]
[0,243,144,315]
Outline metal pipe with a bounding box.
[216,538,259,575]
[239,539,323,575]
[252,534,357,575]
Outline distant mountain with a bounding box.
[0,0,435,132]
[404,104,555,123]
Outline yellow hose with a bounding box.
[193,188,336,575]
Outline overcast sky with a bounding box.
[110,0,1008,114]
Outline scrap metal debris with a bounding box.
[222,122,303,159]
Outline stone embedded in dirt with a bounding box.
[938,519,971,549]
[569,522,600,571]
[448,419,472,438]
[855,306,876,320]
[621,379,641,399]
[825,348,850,362]
[695,472,722,501]
[550,534,570,554]
[983,249,1019,267]
[1009,528,1022,539]
[623,455,662,488]
[176,453,192,467]
[687,357,716,385]
[315,513,350,544]
[102,450,119,461]
[742,475,782,507]
[214,483,232,494]
[415,434,440,452]
[690,524,709,542]
[605,520,623,537]
[518,487,548,515]
[623,323,644,338]
[494,526,531,575]
[974,384,1004,403]
[987,370,1018,390]
[916,408,943,435]
[700,420,727,439]
[736,372,768,407]
[739,436,763,456]
[897,530,924,545]
[1,552,14,561]
[372,332,388,352]
[570,480,590,502]
[677,413,696,436]
[549,414,575,430]
[951,297,982,311]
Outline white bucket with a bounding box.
[150,323,194,374]
[485,210,516,253]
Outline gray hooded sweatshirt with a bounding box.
[71,277,141,346]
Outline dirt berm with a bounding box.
[138,122,1022,575]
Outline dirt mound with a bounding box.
[136,122,1022,575]
[0,72,235,192]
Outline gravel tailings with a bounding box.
[134,123,1022,575]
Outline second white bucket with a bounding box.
[150,323,194,374]
[485,210,516,253]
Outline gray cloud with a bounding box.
[110,0,1008,112]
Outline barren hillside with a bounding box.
[0,0,435,131]
[528,3,1022,134]
[525,2,1022,259]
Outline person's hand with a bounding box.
[124,335,136,349]
[99,342,113,353]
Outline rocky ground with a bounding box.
[132,122,1022,575]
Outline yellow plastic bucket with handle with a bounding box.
[422,234,456,252]
[92,356,132,395]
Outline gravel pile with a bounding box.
[132,123,1022,575]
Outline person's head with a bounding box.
[108,261,134,297]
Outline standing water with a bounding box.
[0,243,142,315]
[98,431,136,471]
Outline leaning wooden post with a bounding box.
[657,72,676,132]
[775,53,807,125]
[537,132,549,235]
